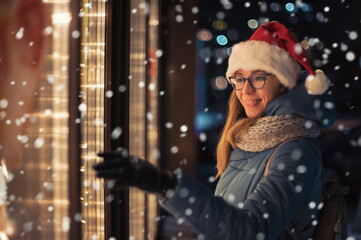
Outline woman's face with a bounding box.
[235,69,284,118]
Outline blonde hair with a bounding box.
[215,91,260,178]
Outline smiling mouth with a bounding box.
[244,99,261,105]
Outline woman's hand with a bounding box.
[93,152,177,196]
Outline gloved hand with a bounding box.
[93,151,178,196]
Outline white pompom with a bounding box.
[305,71,330,95]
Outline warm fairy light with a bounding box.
[80,0,105,239]
[0,232,8,240]
[52,12,72,24]
[149,19,159,26]
[1,160,8,179]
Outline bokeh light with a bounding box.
[247,19,259,29]
[216,35,228,46]
[196,29,213,41]
[300,3,312,12]
[214,48,228,59]
[270,2,281,12]
[212,20,227,31]
[285,3,297,13]
[198,47,212,60]
[226,47,232,56]
[226,28,239,41]
[213,76,228,90]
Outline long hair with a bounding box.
[215,91,260,178]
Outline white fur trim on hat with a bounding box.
[305,71,330,95]
[226,40,301,89]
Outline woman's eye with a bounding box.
[236,77,244,82]
[254,76,264,81]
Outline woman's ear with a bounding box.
[13,0,46,66]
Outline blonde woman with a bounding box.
[94,21,337,239]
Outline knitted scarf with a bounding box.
[235,114,320,152]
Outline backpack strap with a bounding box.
[264,137,319,240]
[264,137,319,177]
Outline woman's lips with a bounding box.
[244,99,261,107]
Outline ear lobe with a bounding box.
[13,0,46,65]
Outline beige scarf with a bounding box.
[235,114,320,152]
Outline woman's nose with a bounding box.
[242,80,254,94]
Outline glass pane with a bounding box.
[4,0,71,239]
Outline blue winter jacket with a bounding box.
[160,72,337,240]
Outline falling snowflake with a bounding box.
[191,7,199,14]
[227,193,235,202]
[62,217,71,231]
[185,208,193,216]
[0,99,8,109]
[47,205,54,212]
[92,181,101,191]
[138,81,145,88]
[199,132,207,142]
[180,125,188,132]
[346,51,355,61]
[277,162,285,171]
[72,30,80,38]
[147,112,153,120]
[155,49,163,58]
[74,213,82,222]
[15,27,25,40]
[177,217,185,225]
[43,26,53,36]
[179,188,189,198]
[35,192,44,201]
[291,148,302,161]
[148,83,156,91]
[34,137,45,148]
[105,90,113,98]
[118,85,127,92]
[170,146,179,154]
[188,196,196,204]
[111,127,122,140]
[256,232,265,240]
[295,185,303,193]
[296,165,307,174]
[175,15,183,23]
[348,31,358,40]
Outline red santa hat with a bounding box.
[226,21,330,95]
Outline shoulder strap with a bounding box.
[263,137,319,240]
[264,137,319,177]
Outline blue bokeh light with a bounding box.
[300,3,312,12]
[285,3,297,13]
[216,35,228,46]
[195,112,223,131]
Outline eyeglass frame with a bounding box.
[227,73,273,90]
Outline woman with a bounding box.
[94,21,337,239]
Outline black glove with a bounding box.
[93,151,178,196]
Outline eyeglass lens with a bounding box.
[231,74,266,89]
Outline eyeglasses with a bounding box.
[227,73,273,90]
